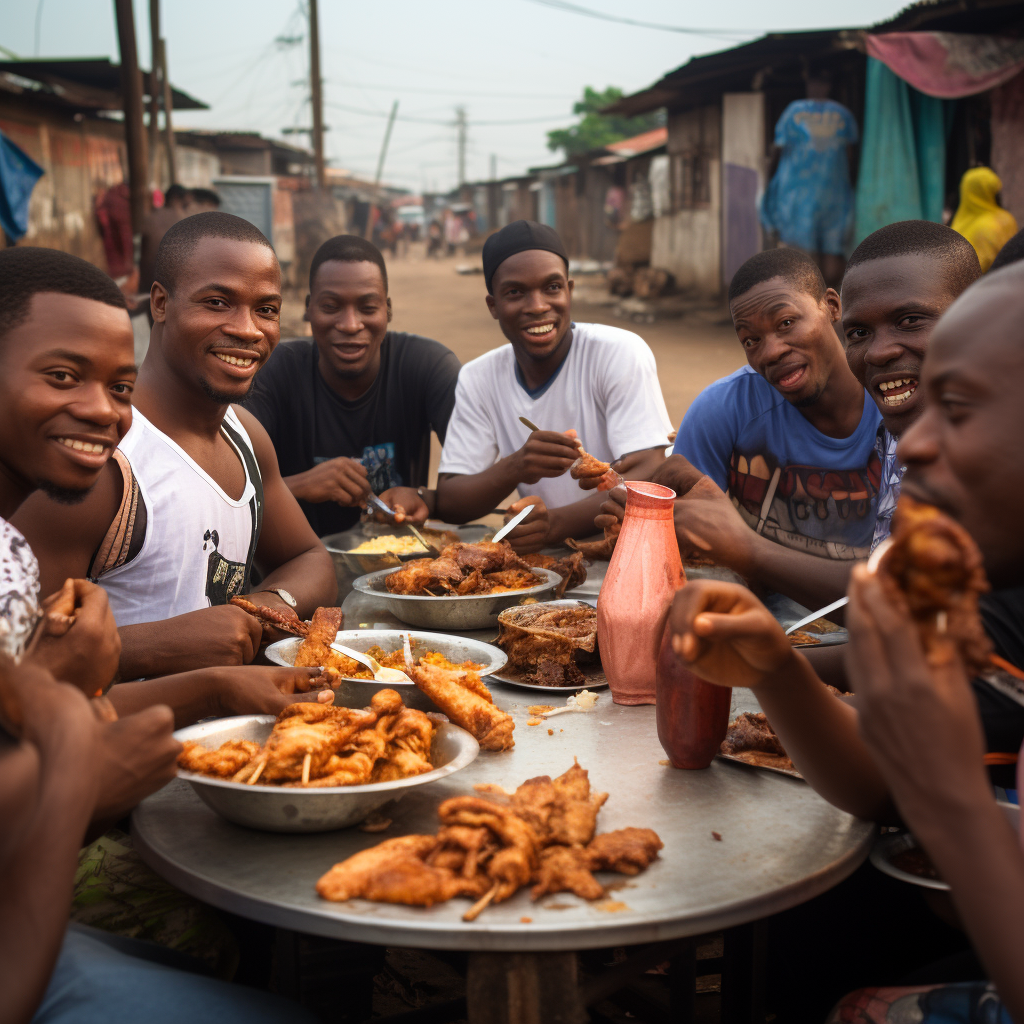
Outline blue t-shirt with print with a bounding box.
[674,366,882,560]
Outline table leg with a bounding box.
[721,921,767,1024]
[466,951,587,1024]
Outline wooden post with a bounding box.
[374,100,398,187]
[147,0,160,188]
[113,0,150,234]
[159,39,177,183]
[308,0,326,190]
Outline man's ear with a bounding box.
[150,281,169,323]
[303,293,311,322]
[823,287,842,322]
[386,297,393,323]
[485,293,499,320]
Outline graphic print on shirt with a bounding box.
[361,442,401,494]
[203,528,248,605]
[729,449,881,559]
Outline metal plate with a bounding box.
[323,523,490,576]
[351,567,561,630]
[265,630,508,679]
[716,751,802,780]
[174,716,479,833]
[134,687,874,951]
[870,801,1019,891]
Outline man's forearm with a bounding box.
[742,535,854,611]
[107,671,222,727]
[547,492,607,544]
[435,463,520,524]
[119,623,205,679]
[757,653,892,821]
[258,546,338,616]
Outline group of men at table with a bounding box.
[3,205,1024,1023]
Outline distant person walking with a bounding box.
[760,73,858,288]
[951,166,1019,272]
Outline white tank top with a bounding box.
[99,407,263,627]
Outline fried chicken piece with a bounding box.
[567,529,617,561]
[511,760,608,846]
[456,569,486,595]
[385,555,463,595]
[721,712,786,757]
[178,739,260,778]
[408,660,514,751]
[427,825,498,880]
[283,750,375,787]
[419,652,491,698]
[294,606,345,668]
[316,835,484,906]
[878,495,992,672]
[229,596,310,638]
[438,796,538,902]
[570,448,611,483]
[256,704,377,782]
[586,828,663,875]
[484,569,543,592]
[375,707,436,781]
[452,541,531,574]
[531,845,604,901]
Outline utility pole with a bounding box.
[147,0,160,188]
[308,0,326,190]
[374,100,399,186]
[455,105,467,188]
[160,39,177,183]
[113,0,150,234]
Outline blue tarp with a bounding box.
[853,57,952,245]
[0,129,44,242]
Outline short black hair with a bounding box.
[0,247,127,346]
[164,183,188,206]
[846,220,981,296]
[990,227,1024,273]
[188,187,221,208]
[309,234,388,293]
[728,248,825,304]
[154,211,276,293]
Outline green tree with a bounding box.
[546,86,664,157]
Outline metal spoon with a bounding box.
[330,643,412,683]
[784,537,893,636]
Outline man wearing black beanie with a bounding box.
[435,220,672,550]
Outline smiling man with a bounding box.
[673,247,880,561]
[245,235,460,537]
[15,213,337,680]
[435,220,672,550]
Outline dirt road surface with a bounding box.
[281,251,745,483]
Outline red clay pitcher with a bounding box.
[597,481,685,705]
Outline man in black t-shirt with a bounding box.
[246,236,460,538]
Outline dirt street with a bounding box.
[281,251,745,482]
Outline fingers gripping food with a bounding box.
[877,495,992,672]
[39,578,77,637]
[229,596,312,638]
[569,444,620,492]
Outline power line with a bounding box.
[325,101,571,127]
[521,0,756,39]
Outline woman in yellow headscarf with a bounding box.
[951,167,1019,272]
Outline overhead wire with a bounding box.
[520,0,757,40]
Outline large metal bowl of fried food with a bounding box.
[351,539,586,630]
[174,692,479,833]
[322,525,471,576]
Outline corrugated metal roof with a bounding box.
[605,126,668,155]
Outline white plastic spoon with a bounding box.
[330,642,412,683]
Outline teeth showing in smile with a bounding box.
[877,378,917,407]
[56,437,105,454]
[525,324,555,335]
[214,353,256,367]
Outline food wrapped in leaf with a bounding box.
[496,604,598,687]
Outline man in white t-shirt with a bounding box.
[435,221,672,551]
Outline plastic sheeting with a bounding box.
[0,129,44,242]
[853,58,952,245]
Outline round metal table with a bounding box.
[134,577,869,1021]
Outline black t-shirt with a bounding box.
[245,332,460,538]
[976,586,1024,788]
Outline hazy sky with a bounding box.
[5,0,906,192]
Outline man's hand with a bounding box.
[215,665,332,717]
[31,580,120,696]
[845,565,989,814]
[667,579,795,690]
[285,457,370,506]
[511,430,580,485]
[671,476,756,573]
[91,704,181,821]
[377,486,430,526]
[132,604,264,673]
[594,486,626,537]
[504,495,550,554]
[244,591,306,643]
[651,453,704,495]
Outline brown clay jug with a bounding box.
[597,481,684,705]
[655,610,732,768]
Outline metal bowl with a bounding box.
[322,523,491,576]
[264,629,507,713]
[175,715,479,833]
[351,567,562,630]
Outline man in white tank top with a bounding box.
[15,213,337,681]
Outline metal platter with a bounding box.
[322,522,491,576]
[351,567,561,630]
[716,751,802,780]
[174,715,479,833]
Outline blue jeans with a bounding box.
[33,924,318,1024]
